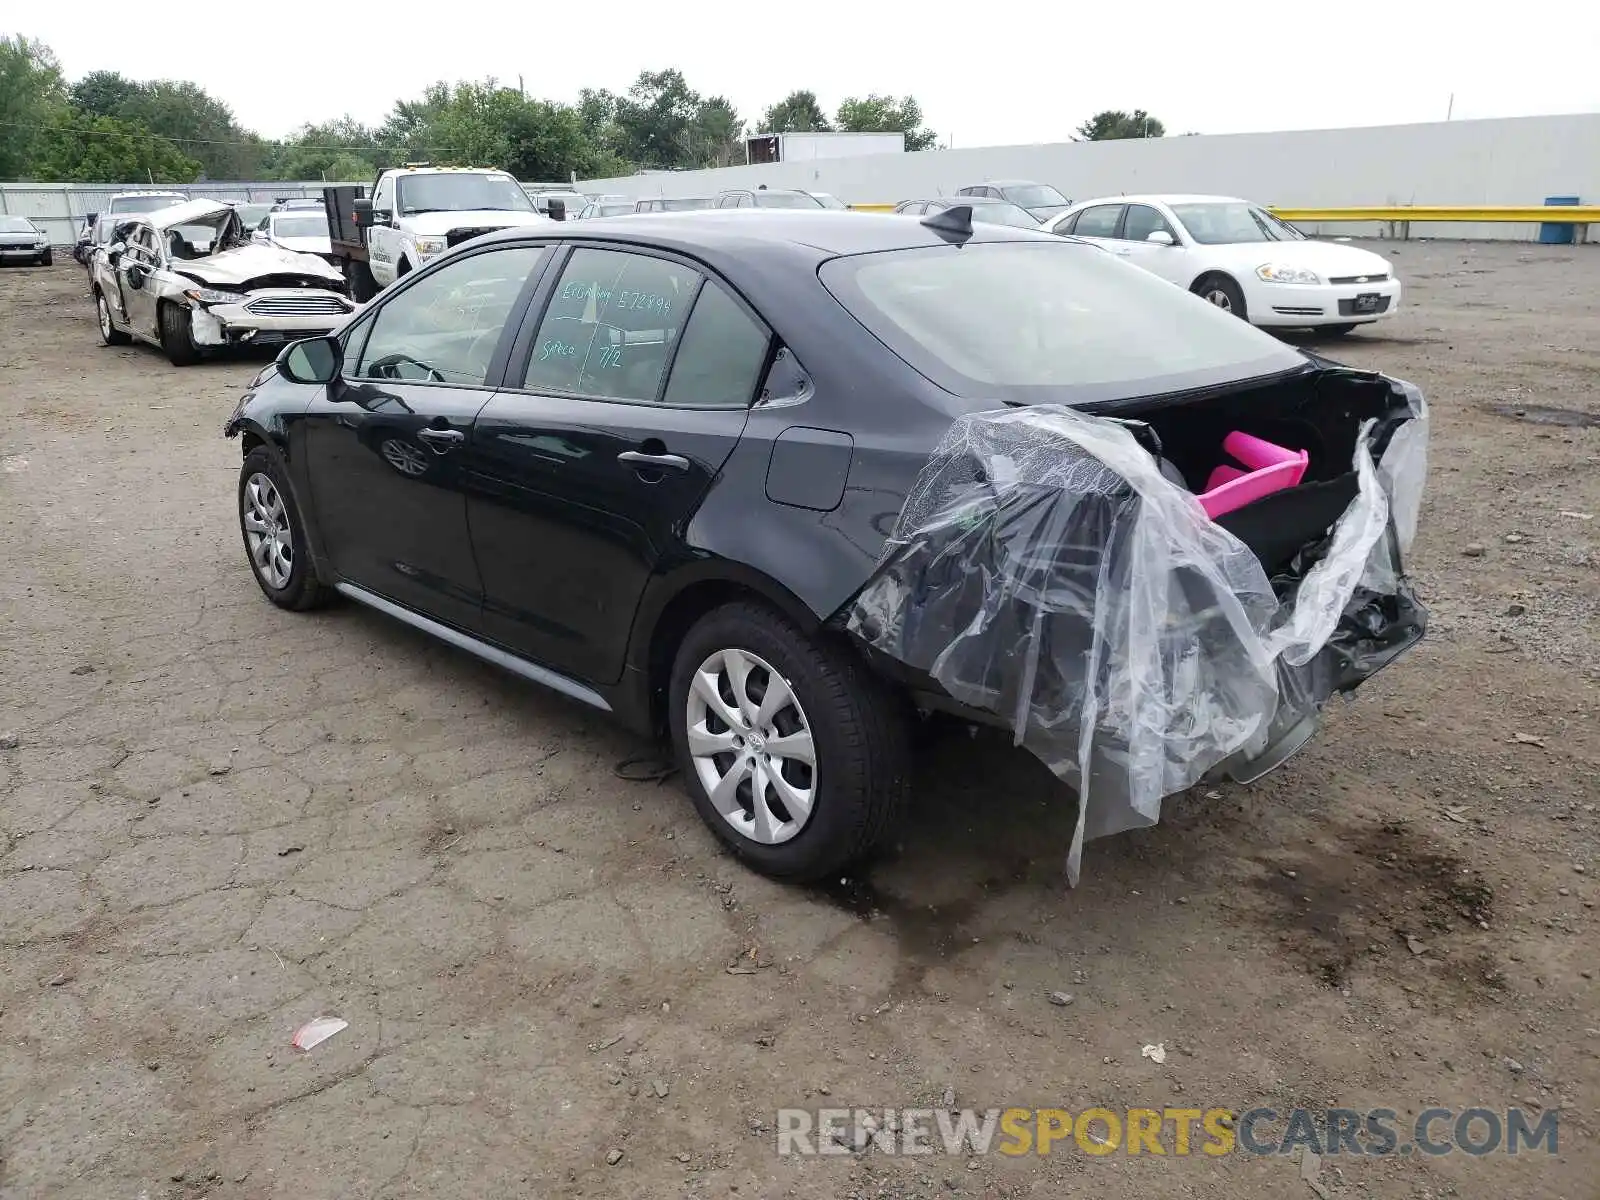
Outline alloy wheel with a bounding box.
[1204,287,1233,311]
[685,647,817,846]
[97,295,112,339]
[242,472,294,590]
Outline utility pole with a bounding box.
[1446,93,1454,120]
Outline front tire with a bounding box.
[238,447,329,611]
[668,601,910,882]
[1320,323,1358,337]
[95,290,130,346]
[39,250,53,267]
[1193,273,1248,322]
[159,302,202,366]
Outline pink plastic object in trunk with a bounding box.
[1197,431,1309,519]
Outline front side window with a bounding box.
[819,240,1305,405]
[522,247,699,403]
[353,245,545,385]
[1123,204,1178,242]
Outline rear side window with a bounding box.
[522,247,698,402]
[819,240,1305,405]
[662,283,770,408]
[1071,204,1123,238]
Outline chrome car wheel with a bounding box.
[1203,286,1233,311]
[242,472,294,590]
[685,647,817,846]
[97,295,112,339]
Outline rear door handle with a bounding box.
[618,450,689,472]
[416,427,465,450]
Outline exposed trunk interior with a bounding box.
[1084,363,1410,576]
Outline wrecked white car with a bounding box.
[90,199,358,365]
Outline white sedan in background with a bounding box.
[1044,194,1401,334]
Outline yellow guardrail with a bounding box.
[1267,205,1600,223]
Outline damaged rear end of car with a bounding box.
[825,231,1428,881]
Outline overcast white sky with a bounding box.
[21,4,1600,145]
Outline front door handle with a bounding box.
[417,427,465,451]
[618,450,689,472]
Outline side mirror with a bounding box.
[277,335,342,385]
[127,264,147,289]
[106,243,125,265]
[351,198,373,227]
[1146,230,1177,246]
[547,199,566,221]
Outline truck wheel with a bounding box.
[347,262,378,303]
[159,302,202,366]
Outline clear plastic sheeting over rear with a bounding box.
[846,389,1427,883]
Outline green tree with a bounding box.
[27,108,198,182]
[120,79,261,176]
[834,93,937,151]
[759,90,831,134]
[274,117,383,180]
[614,69,702,169]
[69,70,142,118]
[1074,109,1164,140]
[0,35,66,179]
[689,96,743,168]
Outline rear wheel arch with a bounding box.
[634,568,826,732]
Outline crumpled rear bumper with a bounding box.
[845,371,1429,883]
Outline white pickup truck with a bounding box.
[357,165,555,289]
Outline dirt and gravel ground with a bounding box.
[1,240,1596,1200]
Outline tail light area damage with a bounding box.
[846,368,1428,882]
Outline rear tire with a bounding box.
[1193,273,1248,322]
[668,601,911,882]
[159,302,201,366]
[347,261,378,303]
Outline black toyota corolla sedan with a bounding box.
[225,208,1428,882]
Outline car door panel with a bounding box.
[1117,203,1188,283]
[467,397,748,681]
[301,242,552,631]
[466,243,771,685]
[304,379,492,628]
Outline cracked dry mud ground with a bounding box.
[1,242,1597,1200]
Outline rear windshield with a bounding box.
[109,195,184,213]
[272,215,327,239]
[819,239,1306,404]
[753,192,823,209]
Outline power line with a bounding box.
[0,119,466,156]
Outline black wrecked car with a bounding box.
[224,207,1428,883]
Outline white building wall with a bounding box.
[581,113,1600,242]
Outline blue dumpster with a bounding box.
[1539,195,1579,244]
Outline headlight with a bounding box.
[185,287,242,305]
[1256,263,1322,285]
[413,236,448,257]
